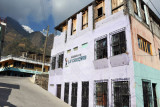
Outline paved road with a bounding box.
[0,76,71,107]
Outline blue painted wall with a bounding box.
[134,61,160,107]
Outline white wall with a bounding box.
[49,8,136,107]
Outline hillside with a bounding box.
[2,17,54,56]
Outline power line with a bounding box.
[148,0,160,16]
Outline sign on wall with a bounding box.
[65,54,87,67]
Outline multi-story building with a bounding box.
[0,55,50,77]
[48,0,160,107]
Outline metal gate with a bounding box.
[64,83,69,103]
[142,81,152,107]
[82,82,89,107]
[95,81,108,107]
[71,82,78,107]
[113,81,130,107]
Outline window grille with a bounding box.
[113,81,130,107]
[112,31,126,56]
[71,83,78,107]
[58,54,64,68]
[51,57,56,70]
[95,37,107,59]
[64,83,69,103]
[138,36,152,54]
[82,82,89,107]
[142,80,152,107]
[56,84,61,99]
[94,81,108,107]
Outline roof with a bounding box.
[0,55,50,66]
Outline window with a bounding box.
[25,63,34,69]
[95,81,108,107]
[82,82,89,107]
[57,84,61,99]
[58,54,64,68]
[71,83,78,107]
[98,7,103,17]
[112,31,126,56]
[138,36,152,54]
[82,10,88,30]
[82,43,88,48]
[71,18,77,35]
[64,83,69,103]
[51,57,56,70]
[113,81,130,107]
[112,0,124,14]
[94,0,105,22]
[73,47,78,51]
[142,80,152,107]
[67,49,71,53]
[133,0,138,15]
[152,83,158,107]
[14,61,21,67]
[95,37,107,59]
[158,49,160,60]
[141,2,146,23]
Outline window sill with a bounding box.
[93,58,108,69]
[110,53,129,67]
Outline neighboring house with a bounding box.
[0,55,50,77]
[48,0,160,107]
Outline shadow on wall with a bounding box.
[0,82,20,107]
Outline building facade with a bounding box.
[48,0,160,107]
[0,55,50,77]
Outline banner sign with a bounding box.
[65,54,87,66]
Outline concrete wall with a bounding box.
[134,61,160,107]
[130,16,160,70]
[49,11,136,107]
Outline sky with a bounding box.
[0,0,159,33]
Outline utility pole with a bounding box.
[0,18,7,60]
[42,25,49,72]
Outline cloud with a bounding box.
[51,0,93,25]
[0,0,159,29]
[22,25,34,33]
[0,0,52,24]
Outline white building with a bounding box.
[48,0,160,107]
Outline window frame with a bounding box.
[112,78,130,107]
[51,56,56,70]
[94,35,108,60]
[94,80,109,107]
[110,28,127,56]
[57,53,64,68]
[111,0,124,14]
[137,35,152,55]
[142,79,153,107]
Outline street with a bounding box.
[0,76,71,107]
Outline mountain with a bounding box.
[2,17,54,57]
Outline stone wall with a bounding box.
[35,74,48,90]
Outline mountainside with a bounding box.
[2,17,54,56]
